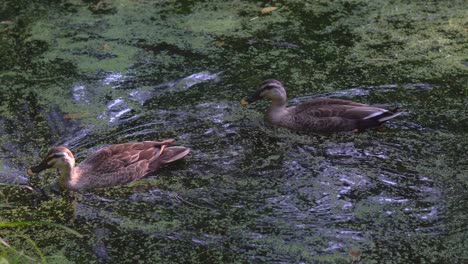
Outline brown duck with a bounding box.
[241,79,402,133]
[27,139,190,191]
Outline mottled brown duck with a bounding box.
[241,79,402,133]
[27,139,190,191]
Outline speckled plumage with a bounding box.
[241,79,402,133]
[27,139,190,191]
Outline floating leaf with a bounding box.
[349,248,362,263]
[260,6,278,14]
[64,112,82,119]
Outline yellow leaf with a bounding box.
[349,248,362,262]
[260,6,278,14]
[64,112,82,119]
[215,41,225,47]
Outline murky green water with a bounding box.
[1,0,467,263]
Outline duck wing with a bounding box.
[292,98,368,118]
[293,98,395,118]
[289,98,400,132]
[299,98,367,107]
[77,140,181,179]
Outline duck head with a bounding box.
[241,79,287,105]
[27,146,75,176]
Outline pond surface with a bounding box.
[1,0,467,263]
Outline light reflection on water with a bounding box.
[71,71,221,124]
[299,83,433,100]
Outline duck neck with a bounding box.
[58,161,78,190]
[266,98,288,123]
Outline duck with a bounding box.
[241,79,402,133]
[27,139,190,191]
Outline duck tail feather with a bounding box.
[358,108,402,130]
[159,146,191,164]
[378,110,403,122]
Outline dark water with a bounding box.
[1,1,467,263]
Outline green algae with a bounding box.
[1,0,468,263]
[0,191,79,264]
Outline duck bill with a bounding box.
[240,92,262,105]
[27,158,52,176]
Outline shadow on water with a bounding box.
[1,0,467,263]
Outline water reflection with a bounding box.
[103,72,123,85]
[130,71,220,105]
[72,85,89,103]
[303,83,433,100]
